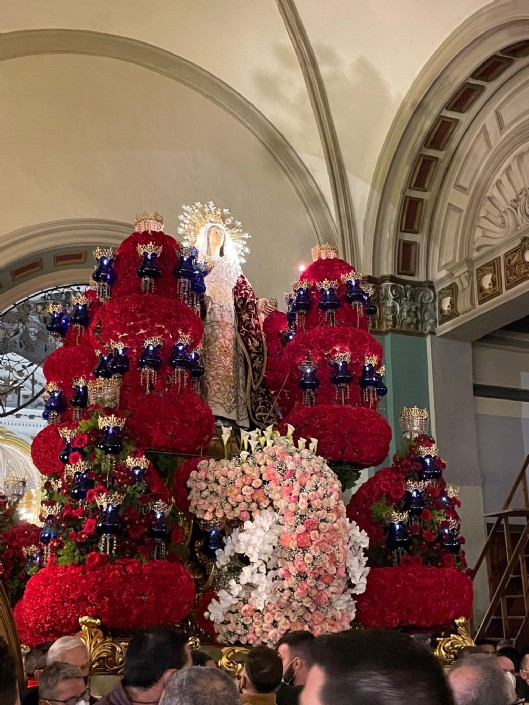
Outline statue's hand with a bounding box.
[257,298,277,316]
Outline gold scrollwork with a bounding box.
[434,617,474,665]
[218,646,250,678]
[78,617,128,676]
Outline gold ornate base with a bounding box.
[434,617,474,665]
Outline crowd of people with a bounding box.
[1,627,528,705]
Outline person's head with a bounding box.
[46,637,90,679]
[495,654,516,675]
[475,640,497,655]
[497,648,521,673]
[240,646,282,695]
[519,653,529,684]
[302,629,454,705]
[25,642,53,682]
[38,663,89,705]
[206,225,225,255]
[0,636,20,705]
[122,626,191,691]
[276,630,315,687]
[191,651,217,669]
[453,646,484,661]
[448,653,512,705]
[162,665,240,705]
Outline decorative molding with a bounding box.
[275,0,356,263]
[476,257,502,304]
[438,283,460,324]
[368,276,436,335]
[0,29,337,249]
[475,148,529,256]
[504,237,529,289]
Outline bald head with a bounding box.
[448,654,511,705]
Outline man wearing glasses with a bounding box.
[38,663,89,705]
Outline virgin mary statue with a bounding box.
[178,202,276,428]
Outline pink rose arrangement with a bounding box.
[188,430,369,644]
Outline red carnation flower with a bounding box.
[71,434,88,449]
[422,529,436,543]
[83,519,96,534]
[420,509,432,522]
[68,451,82,465]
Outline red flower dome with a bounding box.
[112,230,181,300]
[279,404,391,467]
[31,422,77,476]
[43,345,97,388]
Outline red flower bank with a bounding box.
[354,565,473,628]
[15,558,195,646]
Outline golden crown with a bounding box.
[58,428,75,441]
[329,352,351,364]
[97,414,126,430]
[405,480,429,493]
[399,407,429,436]
[364,354,379,366]
[149,500,172,515]
[108,341,127,352]
[341,271,363,284]
[71,294,90,307]
[137,242,163,257]
[125,455,149,470]
[95,491,124,510]
[93,247,114,261]
[175,332,192,345]
[72,376,87,387]
[178,201,250,263]
[311,243,339,261]
[318,279,339,290]
[41,503,62,517]
[446,485,459,499]
[144,336,164,348]
[416,444,439,458]
[47,303,65,314]
[22,545,39,558]
[388,511,408,524]
[291,280,311,292]
[134,212,164,233]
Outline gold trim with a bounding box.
[218,646,251,678]
[434,617,474,665]
[78,617,128,676]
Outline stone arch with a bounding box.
[364,0,529,287]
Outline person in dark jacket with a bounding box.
[98,626,191,705]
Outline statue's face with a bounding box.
[208,226,225,249]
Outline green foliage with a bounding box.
[326,461,361,492]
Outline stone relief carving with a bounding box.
[368,278,436,335]
[475,149,529,256]
[437,283,459,325]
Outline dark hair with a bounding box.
[24,641,53,679]
[449,653,511,705]
[123,626,188,688]
[310,629,454,705]
[191,651,215,667]
[245,646,283,694]
[0,637,18,705]
[276,630,315,662]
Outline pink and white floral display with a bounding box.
[187,430,369,644]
